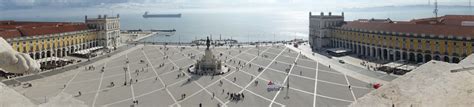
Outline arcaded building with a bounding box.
[0,21,99,59]
[309,12,474,63]
[308,12,344,50]
[0,14,120,70]
[85,14,121,49]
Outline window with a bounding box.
[426,41,431,49]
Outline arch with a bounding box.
[395,51,401,61]
[46,50,51,57]
[357,45,361,55]
[383,49,388,60]
[402,51,408,61]
[424,54,432,62]
[371,47,376,57]
[35,52,41,59]
[377,48,382,59]
[362,46,366,56]
[433,55,440,61]
[443,56,450,62]
[452,57,460,63]
[29,53,34,59]
[57,49,62,57]
[409,53,415,62]
[62,48,66,57]
[41,51,46,58]
[416,53,423,63]
[71,46,76,53]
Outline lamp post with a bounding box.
[124,68,127,86]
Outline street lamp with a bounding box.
[124,68,127,86]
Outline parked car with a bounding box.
[338,60,345,64]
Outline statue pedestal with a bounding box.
[188,65,229,75]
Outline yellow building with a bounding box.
[327,15,474,63]
[0,21,100,70]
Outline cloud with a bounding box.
[0,0,469,11]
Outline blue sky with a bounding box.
[0,0,471,10]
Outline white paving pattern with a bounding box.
[12,45,374,107]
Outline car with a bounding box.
[339,60,345,64]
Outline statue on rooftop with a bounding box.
[0,37,40,74]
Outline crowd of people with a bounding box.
[227,92,245,101]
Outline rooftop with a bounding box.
[340,15,474,37]
[0,21,90,39]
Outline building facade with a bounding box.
[0,21,99,61]
[309,12,344,51]
[309,13,474,63]
[0,14,121,70]
[85,14,121,49]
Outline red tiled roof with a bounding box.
[18,24,89,36]
[0,20,90,39]
[410,15,474,26]
[0,30,21,39]
[341,21,474,37]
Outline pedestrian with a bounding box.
[300,71,302,75]
[199,103,202,107]
[63,84,66,89]
[78,91,82,96]
[222,89,224,94]
[348,85,351,90]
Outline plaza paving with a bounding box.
[12,45,373,107]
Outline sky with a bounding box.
[0,0,471,11]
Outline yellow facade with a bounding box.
[333,30,473,57]
[10,32,98,54]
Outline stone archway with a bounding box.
[56,49,62,57]
[434,55,440,61]
[371,47,376,58]
[424,54,432,62]
[46,51,51,57]
[383,49,388,60]
[62,48,67,57]
[409,53,416,62]
[29,53,34,59]
[416,53,423,63]
[377,48,382,59]
[443,56,450,62]
[362,46,366,56]
[71,46,76,53]
[402,52,408,61]
[452,57,460,63]
[395,51,401,61]
[35,52,41,59]
[41,51,46,58]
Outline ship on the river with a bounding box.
[143,12,181,18]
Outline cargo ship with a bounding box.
[143,12,181,18]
